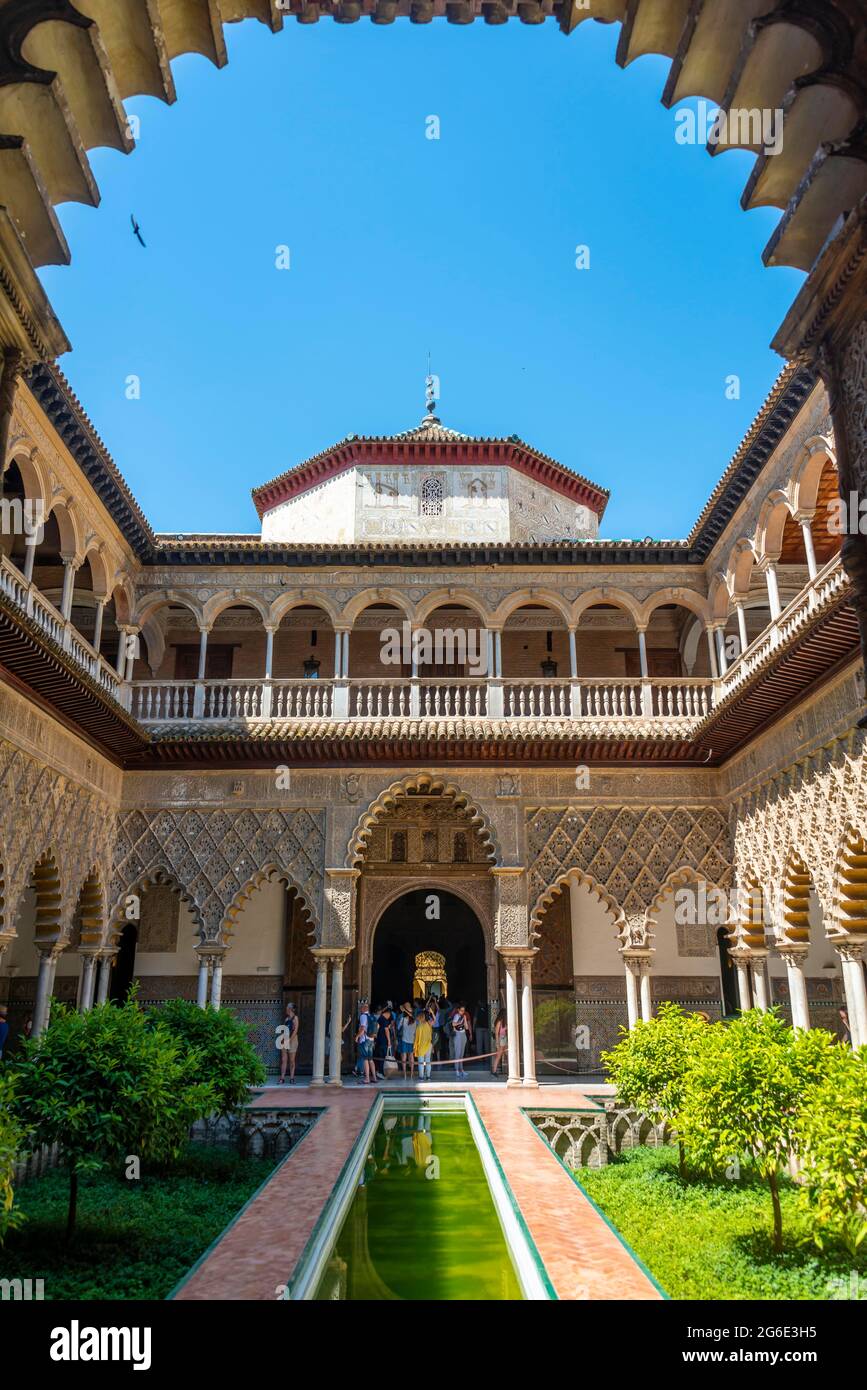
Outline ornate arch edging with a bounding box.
[643,865,708,934]
[529,867,626,943]
[220,861,316,947]
[111,806,325,945]
[107,867,207,950]
[414,587,491,626]
[341,586,415,626]
[832,824,867,942]
[345,773,501,869]
[359,874,495,972]
[776,848,814,947]
[74,864,107,950]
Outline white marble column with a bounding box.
[504,957,521,1086]
[751,953,770,1012]
[196,627,209,680]
[78,952,98,1012]
[638,957,653,1022]
[637,629,648,677]
[714,626,729,675]
[520,955,537,1087]
[800,517,818,581]
[92,598,105,656]
[209,951,224,1009]
[733,956,750,1011]
[311,951,329,1087]
[623,956,639,1030]
[196,953,210,1008]
[23,536,36,582]
[764,561,782,621]
[32,946,62,1037]
[96,953,113,1005]
[115,626,130,676]
[568,628,578,678]
[706,627,719,679]
[735,602,749,657]
[779,947,810,1030]
[59,557,77,620]
[837,943,867,1049]
[328,954,345,1085]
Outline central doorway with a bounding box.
[371,889,486,1009]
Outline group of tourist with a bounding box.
[276,994,511,1083]
[353,997,509,1084]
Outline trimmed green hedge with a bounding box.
[578,1145,867,1301]
[0,1144,275,1300]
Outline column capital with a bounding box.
[496,946,537,964]
[832,938,866,964]
[776,943,810,964]
[620,948,653,967]
[755,554,781,574]
[35,943,65,963]
[196,943,226,960]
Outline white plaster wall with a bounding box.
[569,881,623,974]
[652,895,722,977]
[260,463,599,544]
[222,877,286,975]
[132,899,200,977]
[261,469,358,543]
[768,889,841,982]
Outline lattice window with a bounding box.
[422,830,439,862]
[453,831,469,863]
[421,476,444,516]
[390,830,407,863]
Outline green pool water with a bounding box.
[313,1110,523,1301]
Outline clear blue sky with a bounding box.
[39,18,805,540]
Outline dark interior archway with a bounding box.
[371,888,485,1010]
[717,926,739,1017]
[111,921,138,1004]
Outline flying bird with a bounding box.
[130,214,146,248]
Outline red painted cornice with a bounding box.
[252,436,609,520]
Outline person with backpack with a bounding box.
[450,1002,472,1079]
[356,999,379,1084]
[397,1002,417,1080]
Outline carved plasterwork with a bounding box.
[110,807,325,942]
[322,868,357,949]
[0,737,114,941]
[732,726,867,929]
[358,872,494,966]
[492,867,530,948]
[526,804,732,925]
[840,316,867,494]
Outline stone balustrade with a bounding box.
[0,552,124,705]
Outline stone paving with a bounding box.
[173,1080,660,1302]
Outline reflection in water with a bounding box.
[314,1111,522,1301]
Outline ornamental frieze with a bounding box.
[110,806,326,941]
[0,738,115,940]
[732,726,867,925]
[526,804,732,922]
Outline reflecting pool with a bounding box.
[314,1110,523,1300]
